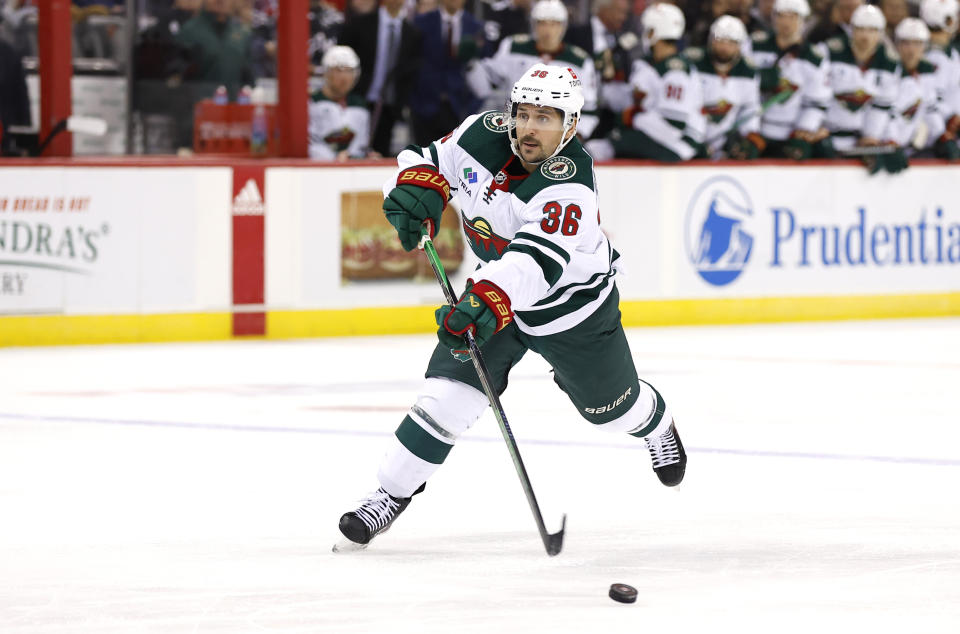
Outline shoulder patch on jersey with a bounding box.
[667,57,686,71]
[482,111,510,132]
[540,155,577,181]
[827,37,844,53]
[618,32,639,51]
[801,43,824,66]
[570,44,588,59]
[751,30,769,43]
[510,35,538,56]
[683,47,704,62]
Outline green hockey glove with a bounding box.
[435,280,513,353]
[383,165,450,251]
[727,133,766,160]
[882,146,908,174]
[861,154,883,175]
[934,135,960,162]
[783,133,812,160]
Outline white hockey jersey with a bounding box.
[926,43,960,124]
[749,31,831,141]
[684,47,761,156]
[820,35,900,149]
[308,92,370,160]
[466,35,600,138]
[625,55,706,160]
[384,111,618,336]
[888,59,944,151]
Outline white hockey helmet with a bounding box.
[508,63,584,162]
[531,0,568,24]
[773,0,811,18]
[710,15,748,42]
[322,45,360,72]
[895,17,931,41]
[850,4,886,30]
[641,2,686,54]
[920,0,959,32]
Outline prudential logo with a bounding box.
[684,175,754,286]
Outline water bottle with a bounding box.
[237,85,252,105]
[213,85,228,105]
[250,86,268,156]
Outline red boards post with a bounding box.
[232,165,266,336]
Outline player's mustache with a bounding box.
[520,136,540,146]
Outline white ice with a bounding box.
[1,318,959,633]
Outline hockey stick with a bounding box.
[418,221,566,557]
[35,116,108,156]
[838,144,900,157]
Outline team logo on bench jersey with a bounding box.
[540,156,576,181]
[837,90,872,112]
[702,100,733,124]
[482,112,510,132]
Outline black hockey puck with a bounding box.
[608,583,638,604]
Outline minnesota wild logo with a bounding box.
[773,77,799,98]
[837,90,872,112]
[482,111,510,133]
[540,155,576,180]
[324,127,355,150]
[461,214,511,261]
[901,98,921,120]
[702,100,734,123]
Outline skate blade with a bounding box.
[332,538,369,553]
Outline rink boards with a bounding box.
[0,159,958,345]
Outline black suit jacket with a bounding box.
[564,23,595,57]
[338,11,421,106]
[565,21,637,83]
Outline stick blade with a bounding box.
[66,116,108,136]
[545,514,566,556]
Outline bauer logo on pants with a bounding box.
[684,175,754,286]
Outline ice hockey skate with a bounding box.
[333,484,424,552]
[645,422,686,487]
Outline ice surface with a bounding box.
[1,318,958,633]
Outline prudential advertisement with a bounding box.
[600,165,960,300]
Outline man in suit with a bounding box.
[564,0,639,139]
[0,34,30,155]
[408,0,483,146]
[479,0,533,56]
[339,0,422,156]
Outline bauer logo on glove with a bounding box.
[383,165,451,252]
[435,280,513,358]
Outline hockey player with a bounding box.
[920,0,960,158]
[821,5,905,170]
[335,64,686,550]
[686,16,765,159]
[750,0,832,159]
[585,3,706,161]
[307,46,374,161]
[466,0,600,138]
[888,19,956,159]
